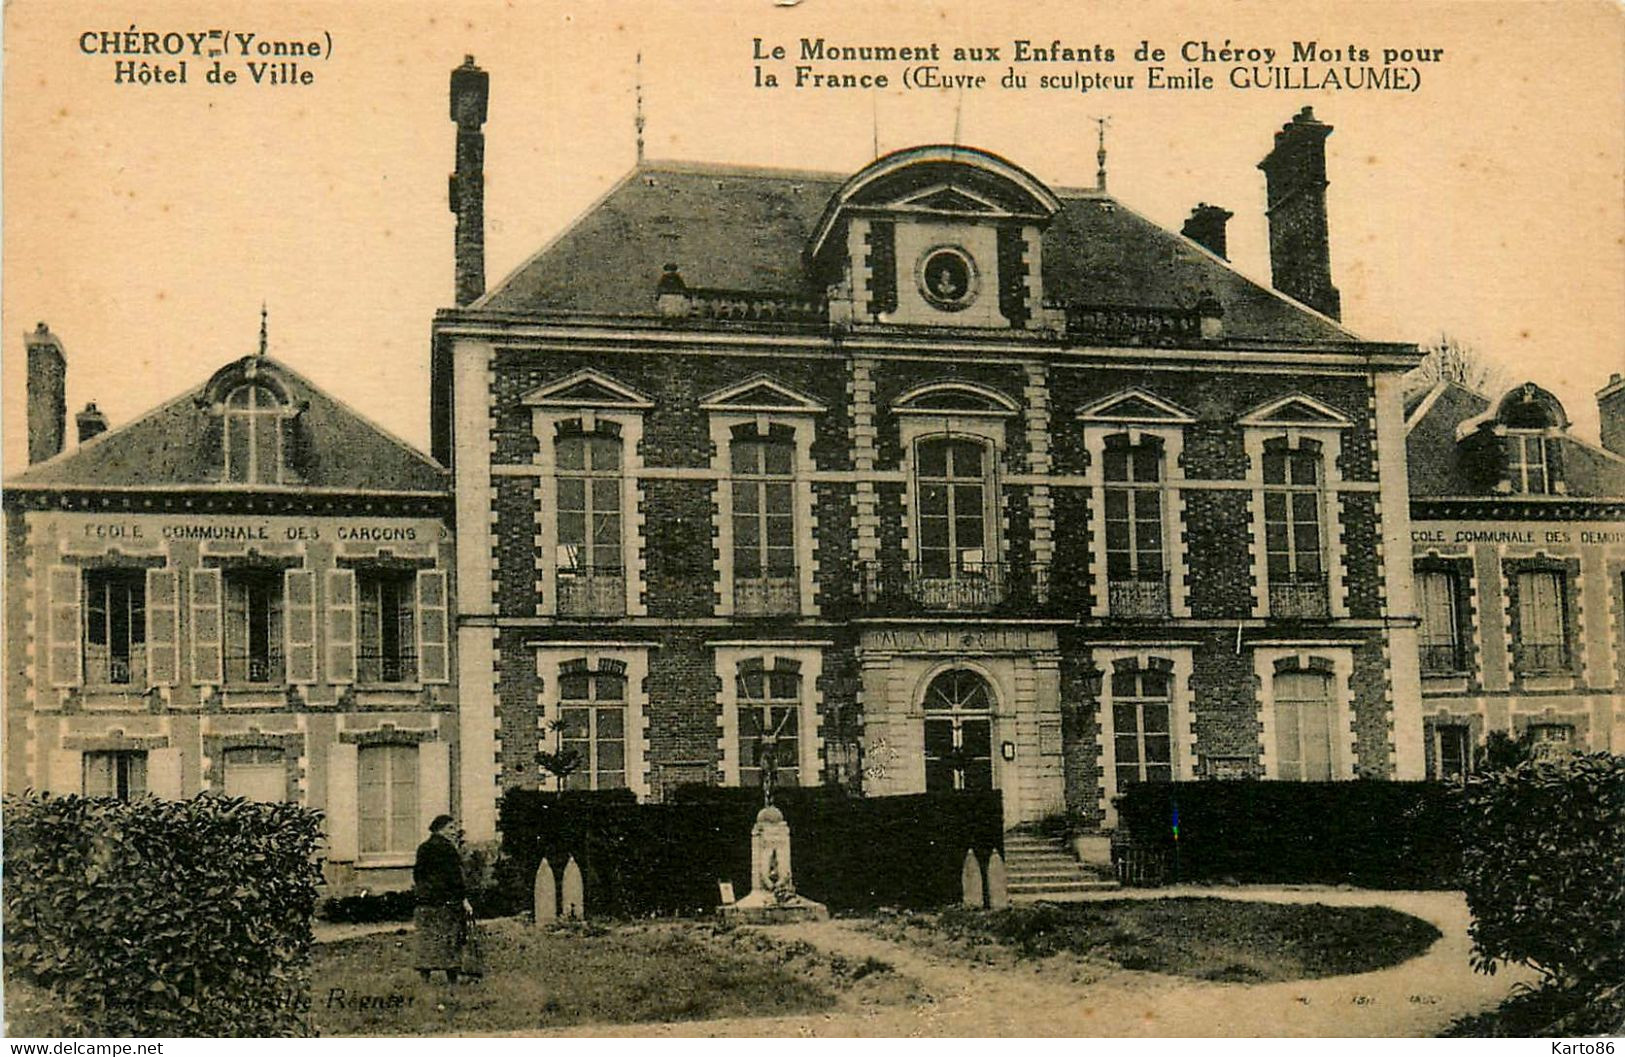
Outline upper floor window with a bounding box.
[737,661,801,789]
[84,569,146,686]
[84,749,147,800]
[1416,568,1467,674]
[224,383,284,484]
[1515,569,1569,673]
[731,433,797,615]
[1111,663,1173,788]
[1506,433,1550,495]
[1104,437,1167,617]
[224,568,283,685]
[556,664,627,791]
[916,437,992,578]
[556,428,625,617]
[1263,441,1328,618]
[357,569,417,684]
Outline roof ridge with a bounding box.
[636,157,848,182]
[263,356,449,477]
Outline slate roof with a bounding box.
[1405,381,1625,499]
[8,356,448,493]
[475,159,1358,344]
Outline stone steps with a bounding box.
[1002,832,1119,903]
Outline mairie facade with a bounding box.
[435,57,1426,844]
[4,333,458,893]
[1406,376,1625,776]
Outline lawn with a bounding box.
[308,918,912,1036]
[866,898,1442,983]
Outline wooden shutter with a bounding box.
[416,569,449,684]
[326,569,356,685]
[47,748,82,795]
[47,566,82,688]
[147,747,183,799]
[326,742,359,861]
[417,740,451,841]
[283,569,317,685]
[189,568,223,684]
[145,569,180,687]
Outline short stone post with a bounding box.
[533,857,557,923]
[961,849,984,908]
[561,855,585,919]
[985,849,1010,909]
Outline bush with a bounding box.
[3,793,324,1037]
[1113,780,1465,889]
[316,889,416,924]
[498,787,1002,916]
[1458,752,1625,992]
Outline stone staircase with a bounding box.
[1003,832,1120,903]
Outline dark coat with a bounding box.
[413,833,466,907]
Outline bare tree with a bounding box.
[1407,333,1510,396]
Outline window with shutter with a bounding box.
[1273,669,1334,781]
[189,568,223,685]
[358,743,418,857]
[1515,570,1568,673]
[1416,569,1465,673]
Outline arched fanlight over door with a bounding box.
[923,668,994,792]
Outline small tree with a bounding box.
[1407,334,1509,396]
[536,718,582,791]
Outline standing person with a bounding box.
[413,814,468,984]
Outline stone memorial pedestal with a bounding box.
[719,805,829,924]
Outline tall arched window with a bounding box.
[923,669,994,791]
[916,437,993,584]
[224,383,284,484]
[557,662,627,790]
[1111,661,1173,788]
[1103,435,1167,617]
[555,427,624,616]
[731,430,797,614]
[1263,439,1327,618]
[737,660,801,788]
[1273,668,1334,781]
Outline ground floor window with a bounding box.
[1528,723,1574,759]
[737,661,800,789]
[1434,724,1471,781]
[83,750,147,800]
[358,743,418,856]
[923,668,994,792]
[223,746,288,801]
[1273,669,1335,781]
[558,665,628,791]
[1112,664,1174,789]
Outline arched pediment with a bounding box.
[196,356,298,411]
[893,380,1019,417]
[809,145,1062,262]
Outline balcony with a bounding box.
[861,561,1049,614]
[225,651,284,685]
[1108,576,1170,619]
[557,567,627,618]
[85,645,148,688]
[1052,302,1203,346]
[1268,576,1329,619]
[1419,643,1467,676]
[1515,643,1570,675]
[734,575,800,617]
[357,649,418,685]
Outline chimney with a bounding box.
[449,55,489,307]
[1258,106,1341,320]
[76,401,109,444]
[1181,203,1233,260]
[26,322,66,464]
[1599,373,1625,456]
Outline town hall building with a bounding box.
[433,55,1427,845]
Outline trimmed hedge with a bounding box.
[1113,780,1465,889]
[1458,752,1624,992]
[498,786,1002,916]
[4,793,324,1037]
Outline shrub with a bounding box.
[1458,752,1625,992]
[1113,780,1465,889]
[3,792,324,1037]
[316,889,416,924]
[498,787,1002,916]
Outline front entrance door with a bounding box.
[923,668,994,791]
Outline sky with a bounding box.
[4,0,1622,475]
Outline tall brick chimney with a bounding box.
[1599,373,1625,455]
[26,323,66,464]
[449,55,489,307]
[76,401,109,444]
[1258,106,1341,320]
[1181,203,1233,260]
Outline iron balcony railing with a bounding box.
[1052,302,1204,346]
[1268,576,1330,619]
[1418,643,1468,675]
[357,649,418,685]
[225,651,284,685]
[734,574,800,617]
[557,566,627,617]
[860,560,1050,613]
[1108,575,1171,619]
[1515,643,1570,675]
[85,646,148,687]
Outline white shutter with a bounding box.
[283,569,317,685]
[47,566,82,688]
[47,748,82,795]
[189,568,223,685]
[417,740,451,838]
[145,569,180,687]
[147,747,183,799]
[326,569,356,684]
[326,742,359,861]
[416,569,449,684]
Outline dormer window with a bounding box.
[1457,382,1571,495]
[1506,433,1550,494]
[224,383,284,484]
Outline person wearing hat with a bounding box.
[413,814,470,983]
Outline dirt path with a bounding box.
[525,888,1534,1037]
